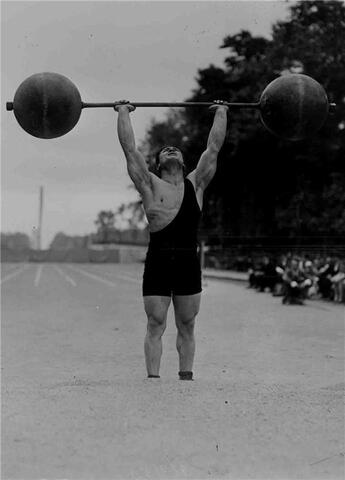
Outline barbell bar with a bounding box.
[6,72,334,141]
[82,101,261,108]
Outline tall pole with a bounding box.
[37,186,44,250]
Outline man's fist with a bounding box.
[209,100,229,112]
[114,101,136,112]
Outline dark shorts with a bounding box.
[142,248,202,297]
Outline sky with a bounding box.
[1,0,293,248]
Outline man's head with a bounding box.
[291,258,299,269]
[155,146,185,173]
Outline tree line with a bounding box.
[137,0,345,252]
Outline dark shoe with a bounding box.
[178,371,193,380]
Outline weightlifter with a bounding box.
[114,101,228,380]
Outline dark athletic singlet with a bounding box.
[148,178,201,252]
[143,178,202,296]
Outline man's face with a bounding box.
[158,146,184,169]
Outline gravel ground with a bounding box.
[1,262,344,480]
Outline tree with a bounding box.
[139,109,193,173]
[266,0,345,237]
[1,232,31,249]
[94,210,115,244]
[140,0,345,248]
[49,232,89,249]
[114,201,147,230]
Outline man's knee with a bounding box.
[144,296,170,337]
[147,313,166,337]
[176,313,196,334]
[173,294,200,335]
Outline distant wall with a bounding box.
[1,245,147,263]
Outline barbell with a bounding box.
[6,72,333,141]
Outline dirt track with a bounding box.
[1,263,344,479]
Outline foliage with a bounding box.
[94,210,115,244]
[114,201,147,230]
[49,232,89,249]
[139,0,345,245]
[1,232,31,249]
[93,203,147,245]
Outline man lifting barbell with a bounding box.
[114,100,228,380]
[6,71,334,379]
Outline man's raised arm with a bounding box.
[115,104,151,194]
[192,102,228,191]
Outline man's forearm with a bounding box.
[207,108,228,152]
[117,108,136,153]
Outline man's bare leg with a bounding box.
[143,296,171,377]
[173,293,201,378]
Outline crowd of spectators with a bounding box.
[247,254,345,305]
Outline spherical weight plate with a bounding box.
[13,72,82,139]
[259,74,329,141]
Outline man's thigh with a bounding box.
[172,293,201,320]
[143,295,172,319]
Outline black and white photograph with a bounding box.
[1,0,344,479]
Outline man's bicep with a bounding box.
[125,150,151,192]
[195,148,218,189]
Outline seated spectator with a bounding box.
[303,260,320,298]
[318,257,339,300]
[257,256,280,293]
[282,258,310,305]
[272,255,288,296]
[331,261,345,303]
[248,256,280,292]
[248,257,264,289]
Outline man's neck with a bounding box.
[160,166,184,185]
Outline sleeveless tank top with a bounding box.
[148,178,201,252]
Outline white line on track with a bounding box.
[87,268,142,285]
[0,264,29,285]
[34,265,43,287]
[53,265,77,287]
[67,265,119,288]
[67,265,141,287]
